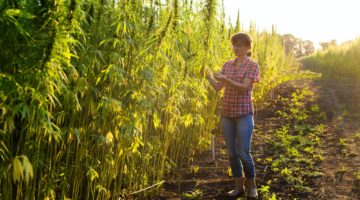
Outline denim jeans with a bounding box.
[221,114,255,178]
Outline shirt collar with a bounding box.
[231,56,250,65]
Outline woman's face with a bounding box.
[232,42,250,57]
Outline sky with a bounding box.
[223,0,360,48]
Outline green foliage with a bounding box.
[338,138,348,148]
[354,172,360,181]
[189,165,200,175]
[353,132,360,140]
[182,189,203,199]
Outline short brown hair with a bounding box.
[231,32,252,47]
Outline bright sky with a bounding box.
[223,0,360,48]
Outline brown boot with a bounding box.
[245,178,258,199]
[226,177,245,197]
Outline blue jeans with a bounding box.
[221,114,255,178]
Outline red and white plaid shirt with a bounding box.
[220,56,260,117]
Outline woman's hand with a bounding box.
[213,72,227,82]
[203,70,225,92]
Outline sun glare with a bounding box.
[224,0,360,47]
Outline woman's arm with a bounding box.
[213,72,253,92]
[207,75,224,92]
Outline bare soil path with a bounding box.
[153,79,360,200]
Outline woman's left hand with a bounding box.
[213,72,227,82]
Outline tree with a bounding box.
[282,34,315,57]
[320,40,337,50]
[282,34,297,55]
[303,40,315,55]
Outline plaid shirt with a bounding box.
[220,57,260,117]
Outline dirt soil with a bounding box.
[153,79,360,200]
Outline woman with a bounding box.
[204,32,259,198]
